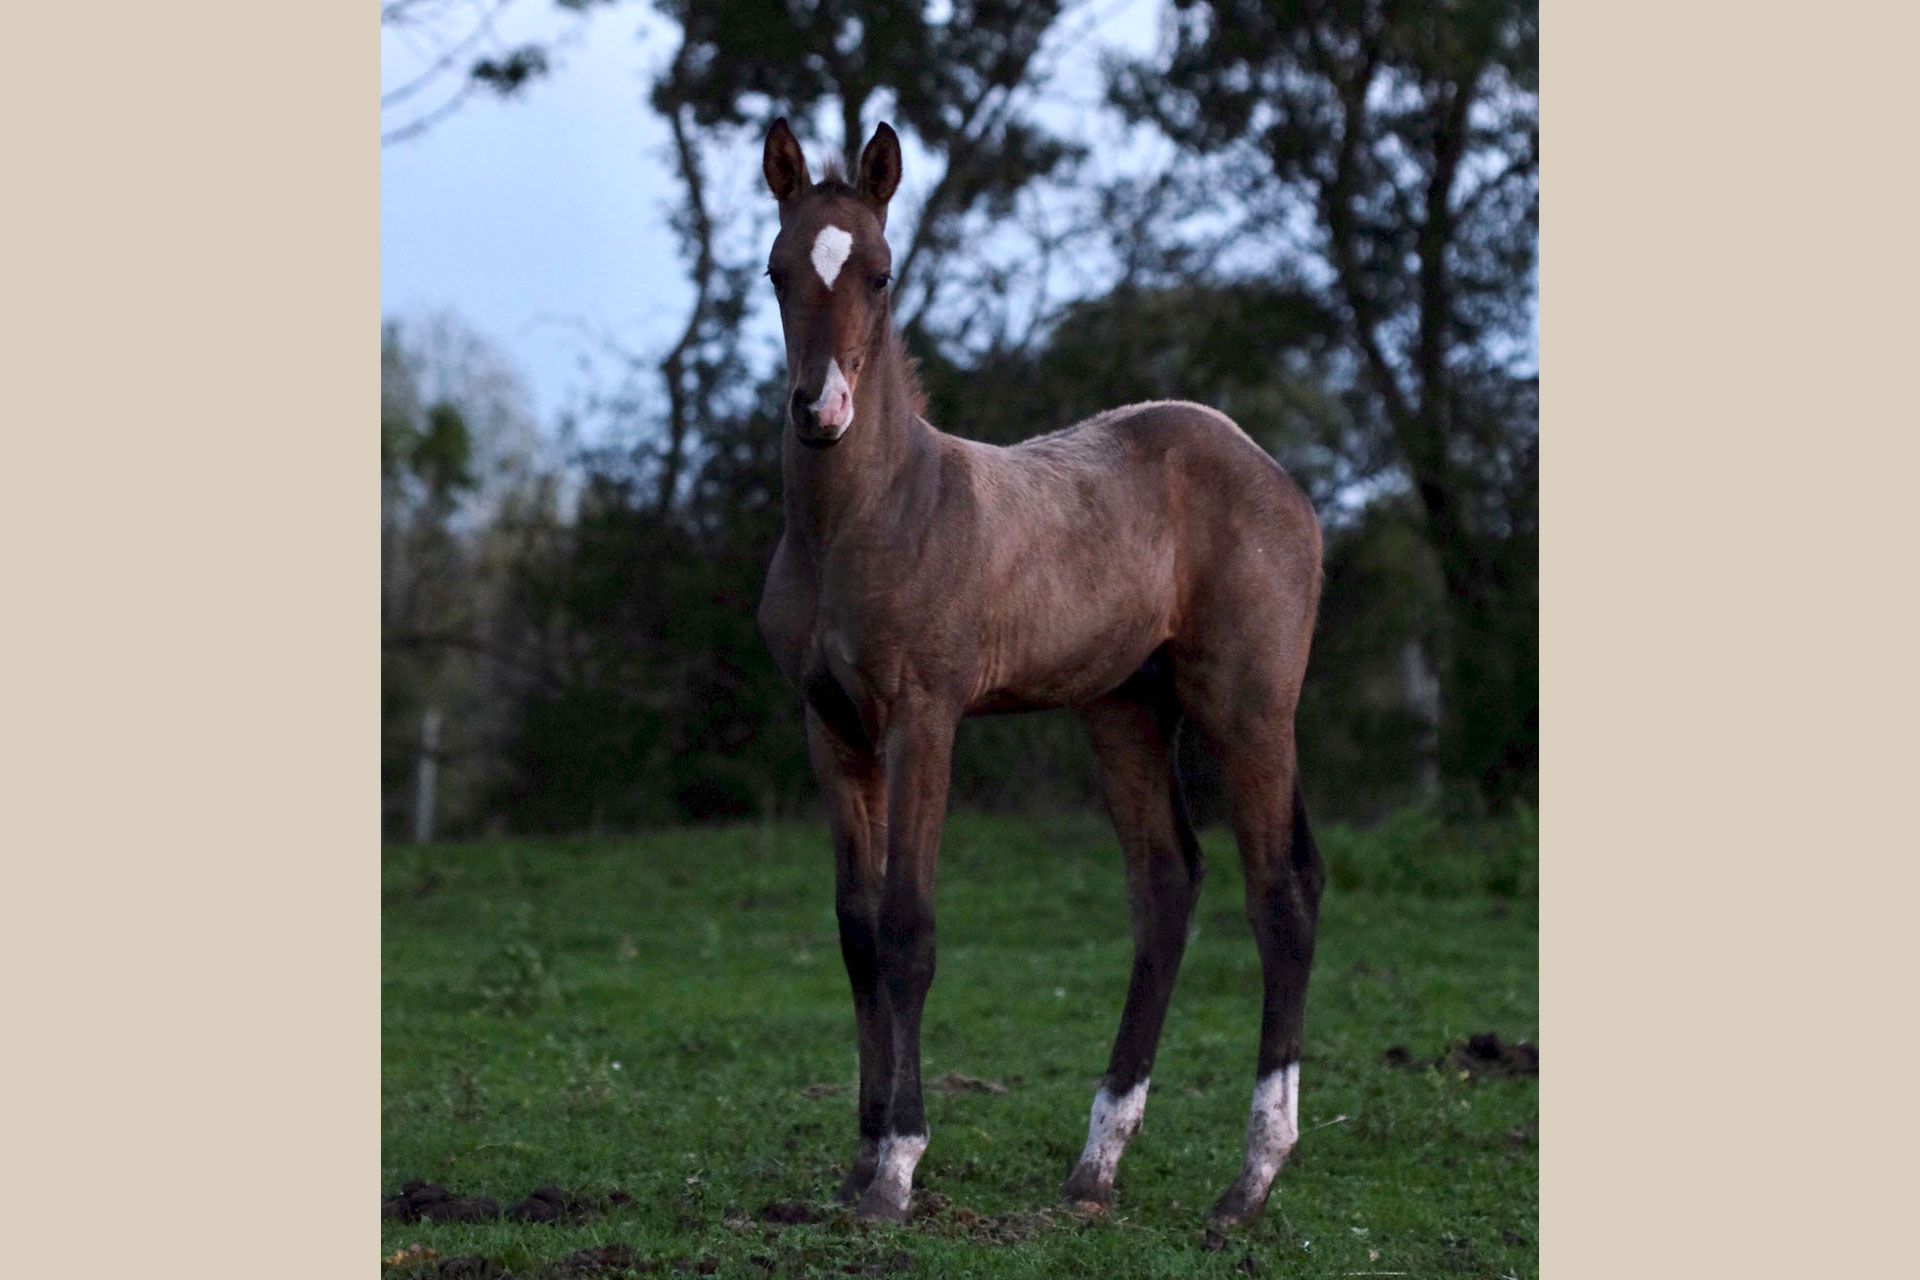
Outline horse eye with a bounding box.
[767,268,786,292]
[872,272,891,292]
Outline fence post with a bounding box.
[413,706,442,845]
[1402,641,1443,801]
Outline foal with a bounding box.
[754,119,1326,1228]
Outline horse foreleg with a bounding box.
[854,705,955,1224]
[806,710,893,1203]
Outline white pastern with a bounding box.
[811,224,854,289]
[809,357,855,432]
[1077,1079,1149,1181]
[871,1133,928,1201]
[1242,1062,1301,1185]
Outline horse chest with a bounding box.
[766,560,950,740]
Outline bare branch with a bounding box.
[655,89,718,515]
[381,75,483,146]
[382,0,514,108]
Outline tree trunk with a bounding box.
[1324,49,1532,809]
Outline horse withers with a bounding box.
[753,117,1326,1228]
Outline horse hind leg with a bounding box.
[1207,725,1325,1228]
[1061,673,1204,1209]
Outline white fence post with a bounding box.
[413,706,442,845]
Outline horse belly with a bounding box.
[969,580,1171,713]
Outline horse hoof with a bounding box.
[837,1164,878,1204]
[1060,1165,1113,1209]
[1207,1191,1266,1230]
[854,1186,912,1224]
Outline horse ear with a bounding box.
[763,117,811,207]
[858,122,902,224]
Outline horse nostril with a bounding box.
[790,386,811,422]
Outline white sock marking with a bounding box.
[1075,1079,1149,1184]
[871,1133,927,1204]
[1240,1063,1301,1187]
[809,357,854,433]
[811,224,853,289]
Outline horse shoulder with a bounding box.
[757,533,814,685]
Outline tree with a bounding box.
[382,315,559,838]
[381,1,621,146]
[1116,0,1539,807]
[650,0,1082,340]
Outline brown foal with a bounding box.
[754,118,1327,1227]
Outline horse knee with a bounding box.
[1244,870,1318,959]
[1142,854,1199,940]
[877,896,936,993]
[836,901,880,984]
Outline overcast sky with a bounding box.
[380,1,1161,432]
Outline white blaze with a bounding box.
[1241,1063,1301,1186]
[809,357,854,432]
[811,224,853,289]
[1075,1079,1149,1185]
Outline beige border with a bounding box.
[8,3,1916,1277]
[1544,2,1917,1276]
[7,5,373,1277]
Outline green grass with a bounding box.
[383,810,1537,1277]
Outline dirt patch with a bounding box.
[385,1181,634,1227]
[1383,1033,1538,1080]
[385,1181,502,1224]
[1451,1033,1538,1079]
[936,1205,1058,1245]
[543,1245,653,1277]
[506,1184,634,1224]
[387,1252,658,1280]
[908,1188,953,1220]
[925,1072,1007,1096]
[759,1200,827,1226]
[386,1245,441,1271]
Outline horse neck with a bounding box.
[782,326,934,553]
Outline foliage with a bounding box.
[380,1,623,145]
[379,0,1540,836]
[1115,0,1540,808]
[382,316,561,837]
[383,811,1538,1276]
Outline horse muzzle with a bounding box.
[790,362,854,447]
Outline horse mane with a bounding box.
[891,331,929,419]
[815,157,855,194]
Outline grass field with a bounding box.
[382,810,1537,1278]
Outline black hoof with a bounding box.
[1207,1187,1267,1229]
[1208,1206,1262,1229]
[1061,1163,1113,1210]
[837,1163,877,1204]
[854,1184,911,1224]
[836,1141,881,1204]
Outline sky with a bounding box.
[380,0,1162,433]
